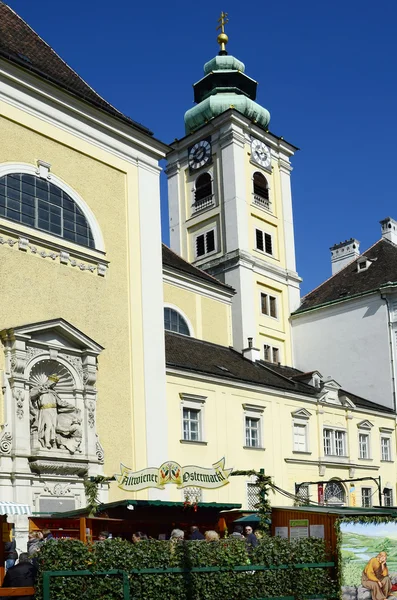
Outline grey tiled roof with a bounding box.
[162,245,234,293]
[296,239,397,313]
[0,3,152,134]
[165,332,317,395]
[165,333,394,414]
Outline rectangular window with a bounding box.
[293,422,308,452]
[296,484,310,505]
[361,487,372,508]
[245,416,260,447]
[323,429,346,456]
[247,483,260,510]
[381,437,391,461]
[260,293,278,318]
[359,433,370,459]
[183,407,201,441]
[255,229,273,256]
[384,488,393,507]
[264,344,280,363]
[195,229,216,258]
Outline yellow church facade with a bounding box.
[0,4,396,550]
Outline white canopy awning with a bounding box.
[0,501,31,516]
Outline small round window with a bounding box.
[0,173,95,248]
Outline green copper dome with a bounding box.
[184,52,270,134]
[203,55,245,75]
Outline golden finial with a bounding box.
[217,11,229,54]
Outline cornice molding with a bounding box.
[0,60,167,172]
[162,266,234,303]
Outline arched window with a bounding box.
[164,308,190,336]
[0,173,94,248]
[194,173,212,203]
[253,172,269,200]
[324,481,346,505]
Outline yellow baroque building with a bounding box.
[0,4,395,548]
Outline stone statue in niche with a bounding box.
[29,365,82,455]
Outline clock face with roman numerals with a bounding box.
[188,138,212,171]
[251,138,271,169]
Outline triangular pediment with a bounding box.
[291,408,311,419]
[357,420,374,429]
[1,319,103,354]
[322,378,342,390]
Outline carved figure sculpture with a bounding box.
[30,374,82,454]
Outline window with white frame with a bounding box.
[243,404,264,449]
[180,394,206,443]
[359,433,370,459]
[323,428,347,456]
[255,228,273,255]
[264,344,280,364]
[245,416,260,447]
[384,488,393,507]
[195,228,216,258]
[293,422,308,452]
[183,408,201,441]
[361,487,372,508]
[291,409,311,453]
[381,436,392,461]
[164,307,191,336]
[260,292,278,318]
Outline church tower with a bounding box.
[166,15,301,365]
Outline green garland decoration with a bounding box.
[230,470,273,534]
[83,476,113,516]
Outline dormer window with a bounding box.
[357,257,371,272]
[253,172,270,211]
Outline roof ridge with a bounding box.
[300,238,384,304]
[0,3,153,135]
[3,4,105,101]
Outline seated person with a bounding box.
[2,552,37,600]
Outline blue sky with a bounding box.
[6,0,397,294]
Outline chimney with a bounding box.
[242,337,261,362]
[330,238,360,275]
[380,217,397,245]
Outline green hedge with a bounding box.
[34,537,336,600]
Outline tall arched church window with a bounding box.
[253,172,270,210]
[0,173,95,248]
[164,308,191,336]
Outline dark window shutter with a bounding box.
[255,229,264,251]
[196,234,205,257]
[206,229,215,253]
[264,233,273,255]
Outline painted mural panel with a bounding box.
[341,522,397,600]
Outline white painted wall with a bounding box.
[292,294,394,408]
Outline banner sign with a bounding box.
[115,458,232,492]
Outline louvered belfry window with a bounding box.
[255,229,273,255]
[0,173,94,248]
